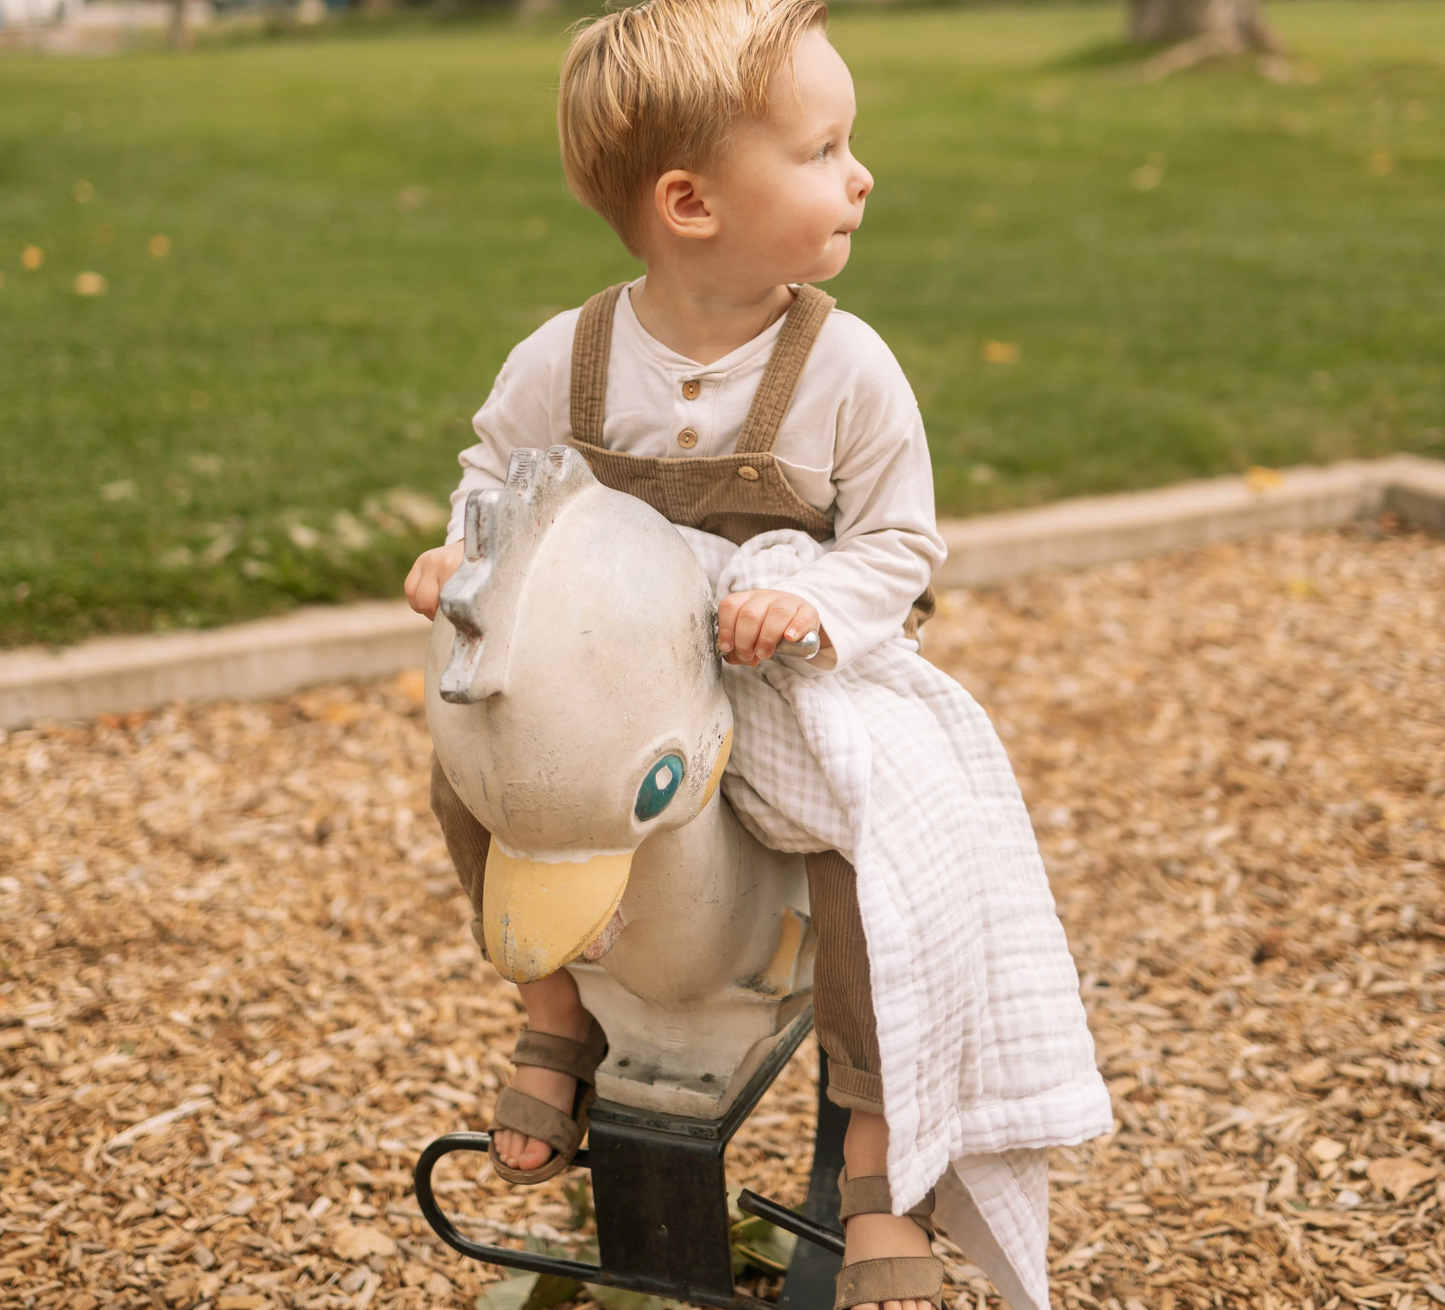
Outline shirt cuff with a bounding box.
[769,581,855,675]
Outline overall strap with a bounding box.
[571,280,834,454]
[735,284,836,456]
[569,282,628,447]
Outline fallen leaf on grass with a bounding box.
[383,487,449,533]
[331,509,373,550]
[1131,163,1163,190]
[287,521,321,550]
[100,478,137,501]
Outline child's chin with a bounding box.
[803,243,851,284]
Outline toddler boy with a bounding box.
[407,3,1108,1307]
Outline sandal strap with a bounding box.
[834,1257,944,1310]
[512,1018,607,1084]
[838,1171,936,1236]
[491,1087,585,1157]
[838,1172,892,1219]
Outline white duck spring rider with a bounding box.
[416,447,844,1310]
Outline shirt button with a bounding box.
[677,428,699,449]
[681,380,701,401]
[737,465,760,481]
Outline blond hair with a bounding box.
[559,0,828,251]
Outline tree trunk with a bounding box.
[169,0,193,50]
[1128,0,1286,76]
[1129,0,1276,47]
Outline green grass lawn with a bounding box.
[2,1,1443,647]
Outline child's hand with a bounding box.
[405,541,465,620]
[718,589,829,666]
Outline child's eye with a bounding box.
[814,142,834,160]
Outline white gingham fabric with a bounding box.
[679,527,1112,1310]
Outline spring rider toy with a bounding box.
[415,447,847,1309]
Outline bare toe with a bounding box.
[516,1134,554,1170]
[495,1125,552,1171]
[492,1127,520,1167]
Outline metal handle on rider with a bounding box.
[772,631,820,661]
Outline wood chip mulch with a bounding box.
[2,522,1442,1310]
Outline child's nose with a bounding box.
[853,163,874,204]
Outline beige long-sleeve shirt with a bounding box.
[448,280,946,669]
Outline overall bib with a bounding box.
[432,283,938,1113]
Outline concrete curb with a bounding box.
[3,454,1442,730]
[1,601,431,730]
[934,453,1445,588]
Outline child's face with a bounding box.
[679,32,873,288]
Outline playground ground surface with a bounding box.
[1,519,1443,1310]
[4,0,1445,648]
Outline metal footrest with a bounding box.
[414,1012,847,1310]
[736,1190,844,1258]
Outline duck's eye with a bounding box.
[634,753,685,821]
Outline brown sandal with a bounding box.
[488,1016,607,1185]
[834,1170,944,1310]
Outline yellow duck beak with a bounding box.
[481,845,633,983]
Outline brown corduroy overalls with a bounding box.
[431,282,935,1115]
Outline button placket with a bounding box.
[676,374,704,452]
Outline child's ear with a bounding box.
[654,170,718,240]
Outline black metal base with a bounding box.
[414,1011,847,1310]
